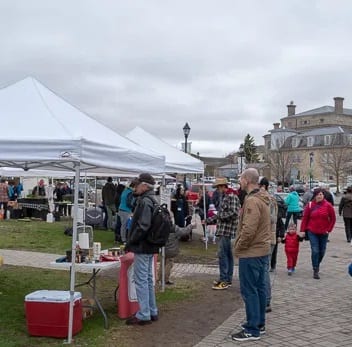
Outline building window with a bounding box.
[301,119,310,125]
[320,118,324,123]
[322,152,333,164]
[307,136,314,147]
[324,135,331,146]
[292,138,299,148]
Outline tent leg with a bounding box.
[66,164,80,344]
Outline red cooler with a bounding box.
[25,290,82,338]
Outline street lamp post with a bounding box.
[183,122,190,154]
[309,152,314,190]
[238,143,244,175]
[183,122,191,188]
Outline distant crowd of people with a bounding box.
[117,169,344,343]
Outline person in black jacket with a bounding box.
[125,173,159,326]
[172,185,189,227]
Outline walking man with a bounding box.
[125,173,159,325]
[232,168,271,341]
[207,177,240,290]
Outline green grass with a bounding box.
[0,265,202,347]
[0,219,115,254]
[0,219,212,346]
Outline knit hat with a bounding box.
[209,204,216,210]
[136,173,155,186]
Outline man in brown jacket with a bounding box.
[231,168,271,342]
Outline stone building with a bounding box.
[263,97,352,187]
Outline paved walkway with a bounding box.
[1,208,352,346]
[195,209,352,347]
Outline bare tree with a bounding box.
[319,135,352,193]
[265,148,295,184]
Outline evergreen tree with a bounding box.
[243,134,259,163]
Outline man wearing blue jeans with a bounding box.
[125,173,159,325]
[232,168,271,342]
[207,177,240,290]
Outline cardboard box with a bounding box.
[25,290,82,338]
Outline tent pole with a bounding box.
[161,174,166,292]
[66,163,80,344]
[203,176,208,250]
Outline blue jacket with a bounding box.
[285,191,301,212]
[119,187,134,213]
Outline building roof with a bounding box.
[295,106,352,117]
[296,126,349,137]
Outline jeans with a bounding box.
[133,253,158,321]
[218,236,234,283]
[284,211,299,230]
[239,256,268,337]
[307,231,328,270]
[119,210,131,243]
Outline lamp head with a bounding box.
[183,122,191,137]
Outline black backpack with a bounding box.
[146,197,172,247]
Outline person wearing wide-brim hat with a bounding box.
[207,177,240,290]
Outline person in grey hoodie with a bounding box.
[158,220,193,285]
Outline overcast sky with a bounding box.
[1,0,351,157]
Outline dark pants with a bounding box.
[114,214,122,242]
[270,243,278,270]
[239,256,268,337]
[284,211,299,230]
[343,217,352,242]
[307,231,328,270]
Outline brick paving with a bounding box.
[194,208,352,347]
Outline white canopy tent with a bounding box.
[126,126,204,174]
[126,127,205,290]
[0,77,165,343]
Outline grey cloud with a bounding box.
[1,0,352,157]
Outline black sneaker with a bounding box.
[126,316,152,326]
[231,330,260,341]
[240,322,266,335]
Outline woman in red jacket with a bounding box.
[300,188,336,279]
